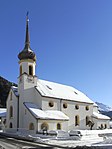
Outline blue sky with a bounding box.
[0,0,112,105]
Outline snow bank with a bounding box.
[47,129,112,148]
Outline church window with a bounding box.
[9,106,13,118]
[20,65,22,75]
[10,92,12,100]
[57,123,61,130]
[49,101,54,107]
[86,116,90,125]
[29,65,33,76]
[63,103,67,109]
[75,115,80,126]
[9,122,13,128]
[75,105,79,110]
[101,124,103,129]
[85,106,89,111]
[25,109,27,114]
[41,122,49,130]
[105,124,107,129]
[29,123,34,130]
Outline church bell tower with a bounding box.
[18,13,37,96]
[17,13,37,127]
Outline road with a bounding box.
[0,135,62,149]
[0,134,112,149]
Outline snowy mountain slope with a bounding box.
[95,102,112,112]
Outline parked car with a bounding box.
[69,130,82,138]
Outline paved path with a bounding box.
[0,136,59,149]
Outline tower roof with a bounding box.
[18,13,36,61]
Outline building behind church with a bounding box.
[5,15,110,134]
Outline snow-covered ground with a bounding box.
[44,129,112,148]
[3,129,112,148]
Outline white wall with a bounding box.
[61,100,93,130]
[41,97,94,130]
[92,117,110,130]
[93,106,99,113]
[38,119,68,131]
[23,106,37,133]
[18,74,39,128]
[6,90,18,129]
[42,97,60,110]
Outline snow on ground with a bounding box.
[4,129,112,148]
[45,129,112,148]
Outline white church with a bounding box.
[6,15,110,134]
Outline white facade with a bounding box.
[6,87,18,129]
[6,73,110,132]
[6,15,110,134]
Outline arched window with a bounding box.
[10,92,12,100]
[20,65,22,75]
[101,124,103,129]
[10,106,13,118]
[25,109,27,115]
[63,103,67,109]
[29,65,33,76]
[85,106,89,111]
[75,105,79,110]
[86,116,90,125]
[49,101,54,107]
[9,122,13,128]
[57,123,61,130]
[105,124,107,129]
[29,123,34,130]
[75,115,79,126]
[41,122,49,130]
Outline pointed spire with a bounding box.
[18,12,36,61]
[25,11,30,48]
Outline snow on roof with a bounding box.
[92,112,110,120]
[93,103,98,107]
[11,86,19,97]
[36,79,94,104]
[0,108,6,117]
[24,102,69,121]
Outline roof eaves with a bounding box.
[11,86,19,97]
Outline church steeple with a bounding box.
[25,12,30,49]
[18,13,36,77]
[18,13,36,61]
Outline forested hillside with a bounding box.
[0,76,17,107]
